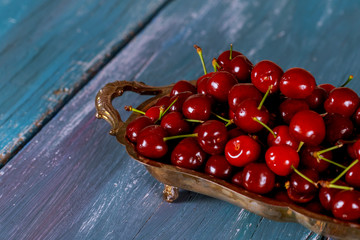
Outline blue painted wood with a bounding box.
[1,0,360,239]
[0,0,169,165]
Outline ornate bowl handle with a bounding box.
[95,80,165,136]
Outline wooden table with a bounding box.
[1,0,359,239]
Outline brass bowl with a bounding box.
[95,80,360,239]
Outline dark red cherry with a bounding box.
[196,72,215,95]
[217,49,242,67]
[170,80,196,96]
[274,191,293,204]
[136,125,168,159]
[287,185,316,204]
[182,94,212,121]
[289,110,326,146]
[280,68,316,99]
[265,145,300,176]
[225,55,253,82]
[345,161,360,188]
[332,190,360,221]
[207,71,238,102]
[351,139,360,159]
[242,163,275,194]
[227,128,245,139]
[305,86,328,110]
[305,201,324,214]
[267,125,300,150]
[251,60,283,94]
[204,155,234,180]
[224,135,261,167]
[169,91,193,112]
[234,98,270,133]
[228,83,263,112]
[318,83,335,94]
[171,138,207,170]
[319,180,347,211]
[287,169,319,203]
[324,87,360,117]
[154,95,170,109]
[231,171,243,187]
[300,146,331,172]
[279,98,309,124]
[353,106,360,127]
[126,116,153,143]
[195,120,228,155]
[160,112,190,136]
[324,113,354,144]
[145,106,162,122]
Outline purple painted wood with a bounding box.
[1,0,360,239]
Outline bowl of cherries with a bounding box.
[95,45,360,239]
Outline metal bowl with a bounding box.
[95,80,360,239]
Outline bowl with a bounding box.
[95,80,360,239]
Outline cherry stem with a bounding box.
[340,75,354,88]
[257,85,272,110]
[330,159,359,184]
[160,98,178,119]
[315,144,343,156]
[317,155,346,169]
[185,119,204,123]
[211,112,233,126]
[318,180,354,191]
[124,106,145,115]
[291,165,318,187]
[212,58,221,72]
[337,139,357,145]
[297,141,304,152]
[229,44,233,60]
[252,117,276,138]
[163,133,198,142]
[194,45,207,75]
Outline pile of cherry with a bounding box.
[125,45,360,223]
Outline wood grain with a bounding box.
[2,0,360,239]
[0,0,169,165]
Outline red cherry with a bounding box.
[352,106,360,127]
[231,171,243,187]
[332,190,360,221]
[126,116,153,143]
[144,106,162,122]
[196,72,215,95]
[224,135,261,167]
[324,113,354,144]
[286,169,319,203]
[170,80,196,96]
[319,180,347,211]
[280,68,316,99]
[289,110,326,146]
[206,71,238,102]
[168,91,193,112]
[182,94,212,121]
[160,112,190,136]
[171,138,207,170]
[345,161,360,188]
[318,83,335,94]
[351,139,360,159]
[154,95,170,108]
[300,146,331,172]
[228,83,263,112]
[242,163,275,194]
[324,87,360,117]
[267,125,300,150]
[279,98,309,124]
[204,155,234,180]
[227,128,245,139]
[224,55,253,82]
[217,49,243,67]
[305,86,328,110]
[136,125,168,159]
[251,60,283,93]
[265,145,300,176]
[195,120,228,155]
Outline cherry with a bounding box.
[182,94,212,121]
[352,106,360,127]
[305,201,325,214]
[171,137,207,170]
[231,171,243,187]
[345,161,360,188]
[318,83,335,94]
[196,72,215,95]
[265,145,300,176]
[351,139,360,159]
[300,146,331,172]
[279,98,309,124]
[217,45,243,68]
[224,135,261,167]
[267,125,300,150]
[144,105,163,122]
[206,71,238,102]
[251,60,283,94]
[274,190,293,204]
[126,116,153,143]
[195,120,228,155]
[224,55,253,82]
[287,169,319,203]
[227,128,245,139]
[289,110,326,146]
[324,87,360,117]
[305,86,328,111]
[331,190,360,221]
[319,180,347,211]
[324,113,354,144]
[242,163,275,194]
[154,95,171,109]
[160,112,190,136]
[136,125,168,159]
[228,83,263,112]
[168,91,193,112]
[280,68,316,99]
[204,155,234,180]
[170,80,196,96]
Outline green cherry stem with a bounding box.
[317,155,346,169]
[330,159,359,184]
[185,119,204,123]
[257,85,272,110]
[124,106,145,115]
[229,43,233,60]
[296,141,304,152]
[160,97,178,119]
[314,144,343,158]
[340,75,354,87]
[194,45,207,75]
[163,133,198,142]
[252,117,276,138]
[318,180,354,191]
[291,165,318,187]
[212,112,233,127]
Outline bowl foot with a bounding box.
[163,184,179,202]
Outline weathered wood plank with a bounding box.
[0,0,169,165]
[1,0,360,239]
